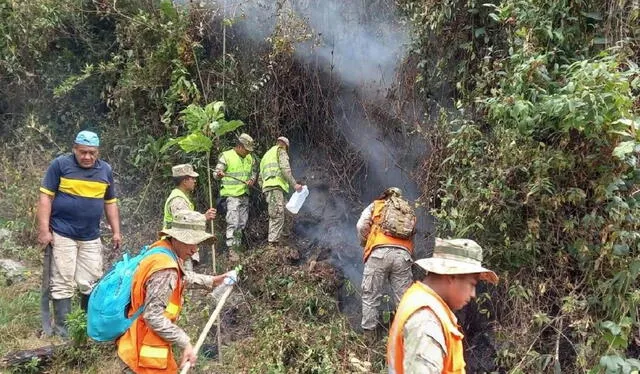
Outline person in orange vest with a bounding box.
[356,187,415,341]
[387,238,498,374]
[117,210,235,373]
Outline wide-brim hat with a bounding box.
[415,238,498,284]
[159,211,214,245]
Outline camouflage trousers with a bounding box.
[265,188,291,243]
[225,195,249,248]
[361,246,413,331]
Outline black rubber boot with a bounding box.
[53,298,72,337]
[80,293,90,312]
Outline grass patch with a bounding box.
[0,274,44,356]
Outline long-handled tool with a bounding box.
[179,284,234,374]
[40,244,54,337]
[222,174,263,194]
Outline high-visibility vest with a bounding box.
[387,282,466,374]
[163,188,194,229]
[117,240,184,373]
[220,149,253,197]
[363,200,414,262]
[260,145,290,193]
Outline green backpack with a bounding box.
[379,196,416,239]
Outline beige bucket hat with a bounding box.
[172,164,199,178]
[238,133,255,152]
[159,211,214,245]
[415,238,498,284]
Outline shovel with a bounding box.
[40,244,54,337]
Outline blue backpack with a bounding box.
[87,245,177,342]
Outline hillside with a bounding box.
[1,0,639,372]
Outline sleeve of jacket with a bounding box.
[356,203,374,244]
[277,147,297,188]
[214,153,227,180]
[142,269,191,349]
[183,270,216,289]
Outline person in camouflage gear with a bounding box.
[163,164,216,271]
[214,133,257,249]
[356,187,415,342]
[259,136,302,245]
[387,238,498,373]
[117,211,236,373]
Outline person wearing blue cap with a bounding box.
[36,130,121,337]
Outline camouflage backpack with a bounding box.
[379,196,416,239]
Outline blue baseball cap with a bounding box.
[74,130,100,147]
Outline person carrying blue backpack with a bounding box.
[114,211,234,373]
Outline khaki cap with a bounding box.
[159,211,214,245]
[277,136,290,147]
[172,164,199,178]
[238,133,255,152]
[415,238,498,284]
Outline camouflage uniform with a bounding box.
[214,151,257,248]
[263,148,297,243]
[142,268,218,349]
[402,308,447,373]
[224,195,250,247]
[357,203,413,331]
[167,196,199,268]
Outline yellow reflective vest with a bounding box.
[260,146,289,193]
[163,188,194,229]
[220,149,253,197]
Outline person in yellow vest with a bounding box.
[259,136,302,245]
[117,211,235,373]
[387,238,498,374]
[163,164,216,271]
[356,187,414,341]
[214,133,257,248]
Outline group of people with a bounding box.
[36,130,302,372]
[357,187,498,372]
[36,130,499,373]
[164,133,303,264]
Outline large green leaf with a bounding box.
[177,132,212,153]
[214,119,244,136]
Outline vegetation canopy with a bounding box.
[0,0,639,372]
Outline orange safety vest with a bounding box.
[117,240,184,374]
[387,282,465,374]
[363,199,414,262]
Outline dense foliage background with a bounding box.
[1,0,639,372]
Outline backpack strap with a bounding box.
[127,246,179,322]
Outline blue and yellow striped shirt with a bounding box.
[40,154,117,241]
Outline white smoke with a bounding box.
[198,0,430,284]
